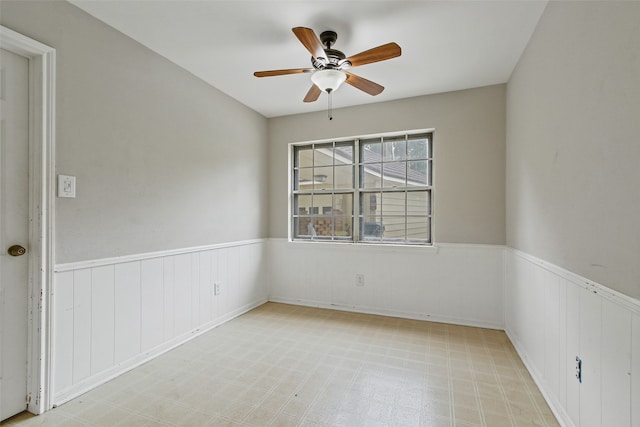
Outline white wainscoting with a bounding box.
[504,248,640,427]
[51,239,268,406]
[268,239,505,329]
[49,238,639,426]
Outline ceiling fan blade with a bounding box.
[303,84,322,103]
[345,72,384,96]
[254,68,313,77]
[346,42,401,67]
[292,27,325,61]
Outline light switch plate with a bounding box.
[58,175,76,198]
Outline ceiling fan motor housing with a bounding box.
[312,50,349,70]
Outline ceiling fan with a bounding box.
[254,27,401,118]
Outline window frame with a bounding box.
[289,129,434,246]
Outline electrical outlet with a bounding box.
[575,356,582,383]
[356,274,365,287]
[214,282,221,296]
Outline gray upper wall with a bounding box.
[1,1,269,264]
[12,0,636,300]
[506,1,640,299]
[2,0,507,261]
[7,1,636,300]
[268,85,506,244]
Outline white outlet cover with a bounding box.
[58,174,76,198]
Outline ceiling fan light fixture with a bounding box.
[311,69,346,93]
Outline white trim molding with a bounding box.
[509,247,640,316]
[54,238,267,272]
[1,25,56,415]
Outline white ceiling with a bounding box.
[69,0,548,118]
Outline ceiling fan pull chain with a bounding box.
[328,91,333,120]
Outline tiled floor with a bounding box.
[3,302,559,426]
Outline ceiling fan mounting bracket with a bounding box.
[319,31,338,49]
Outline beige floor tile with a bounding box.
[453,404,484,425]
[63,401,119,423]
[475,383,502,399]
[207,415,247,427]
[181,412,222,426]
[480,397,510,416]
[474,372,499,384]
[329,410,362,427]
[392,406,422,426]
[510,417,548,427]
[420,414,453,427]
[542,412,562,426]
[269,412,301,427]
[6,303,563,427]
[114,390,159,412]
[242,404,279,426]
[483,411,515,427]
[453,391,479,409]
[281,397,309,418]
[303,406,341,425]
[364,401,394,422]
[423,399,452,419]
[509,399,543,420]
[259,391,291,412]
[111,412,169,426]
[92,405,148,425]
[219,400,257,422]
[52,397,96,417]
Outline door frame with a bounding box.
[0,25,55,415]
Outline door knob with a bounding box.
[8,245,26,256]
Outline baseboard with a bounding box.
[52,297,267,406]
[268,296,504,330]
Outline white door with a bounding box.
[0,47,30,421]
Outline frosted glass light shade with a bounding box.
[311,69,347,93]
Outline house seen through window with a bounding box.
[292,131,433,245]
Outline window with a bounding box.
[291,131,433,245]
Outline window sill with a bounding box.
[287,239,441,254]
